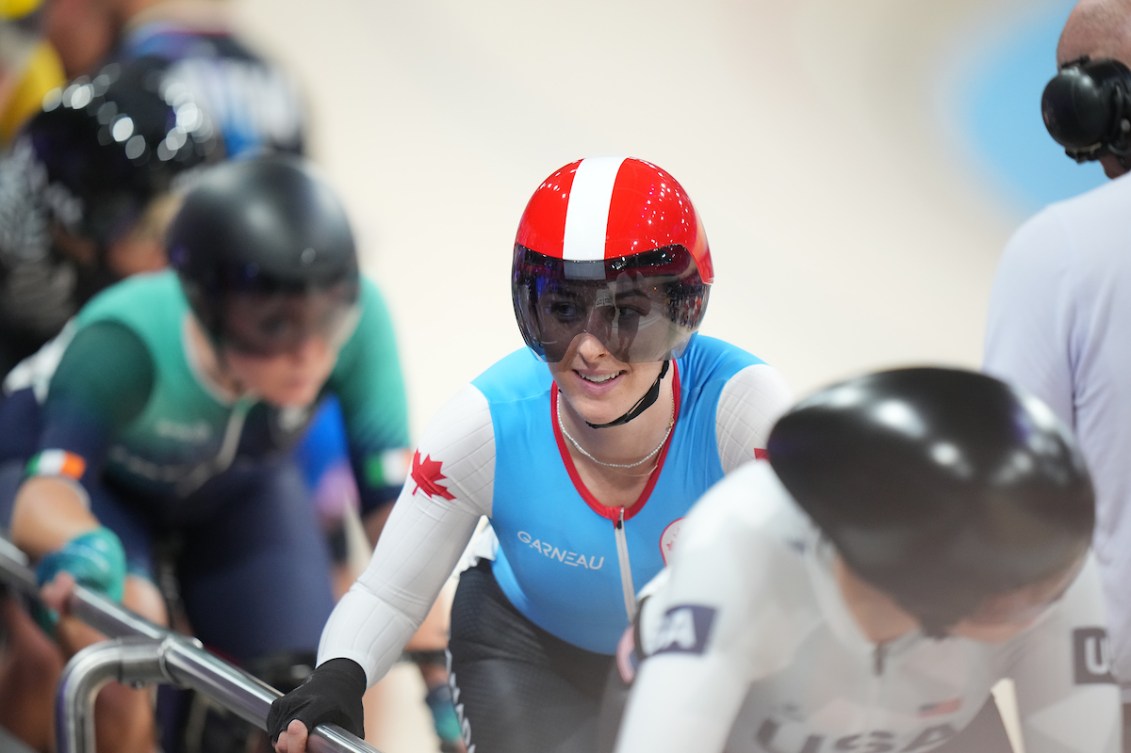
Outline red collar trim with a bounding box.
[551,362,683,522]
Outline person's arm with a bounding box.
[983,207,1077,426]
[320,383,493,678]
[1007,555,1121,753]
[8,321,153,633]
[10,320,153,558]
[269,384,495,749]
[326,279,473,750]
[614,464,788,753]
[614,601,749,753]
[715,362,793,472]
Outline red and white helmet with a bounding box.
[511,156,713,362]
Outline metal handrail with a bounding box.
[0,536,380,753]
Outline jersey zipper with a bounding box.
[614,507,638,621]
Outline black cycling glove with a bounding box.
[267,657,367,743]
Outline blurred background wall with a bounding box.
[228,0,1105,433]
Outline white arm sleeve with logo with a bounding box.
[317,385,495,686]
[1008,555,1121,753]
[614,464,801,753]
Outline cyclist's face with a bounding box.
[222,334,337,407]
[548,332,667,430]
[946,558,1084,643]
[219,290,356,406]
[221,284,358,357]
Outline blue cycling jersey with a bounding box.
[481,340,766,652]
[318,334,794,683]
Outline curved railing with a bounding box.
[0,536,380,753]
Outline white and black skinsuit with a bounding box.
[613,461,1122,753]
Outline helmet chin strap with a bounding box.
[586,360,670,429]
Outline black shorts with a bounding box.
[448,558,615,753]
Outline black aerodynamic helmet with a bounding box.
[511,156,712,363]
[168,154,361,356]
[766,367,1095,638]
[17,56,223,250]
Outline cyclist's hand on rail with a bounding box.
[33,527,125,633]
[268,656,366,752]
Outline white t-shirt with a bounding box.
[984,173,1131,702]
[614,462,1121,753]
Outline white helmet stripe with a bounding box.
[562,156,626,261]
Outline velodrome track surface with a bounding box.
[227,1,1105,750]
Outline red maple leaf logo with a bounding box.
[411,450,455,501]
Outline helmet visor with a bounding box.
[955,554,1085,629]
[220,280,360,357]
[513,246,708,363]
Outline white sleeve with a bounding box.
[317,384,495,685]
[983,208,1077,427]
[614,465,798,753]
[715,363,793,473]
[1009,556,1121,753]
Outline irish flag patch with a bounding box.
[26,450,86,480]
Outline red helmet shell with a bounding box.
[514,156,713,283]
